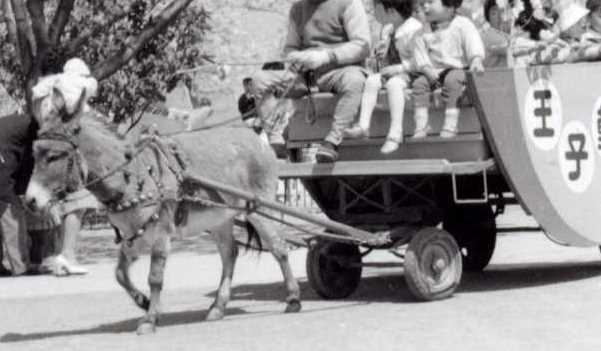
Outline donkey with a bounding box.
[26,84,301,335]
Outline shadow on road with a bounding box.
[223,260,601,303]
[3,260,600,343]
[0,307,247,343]
[0,298,365,343]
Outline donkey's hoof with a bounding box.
[206,307,225,321]
[136,321,156,335]
[134,293,150,311]
[285,299,302,313]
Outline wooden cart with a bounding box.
[273,63,601,301]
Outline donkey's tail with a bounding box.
[233,218,264,252]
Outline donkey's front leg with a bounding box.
[206,219,238,321]
[115,248,150,311]
[137,236,170,335]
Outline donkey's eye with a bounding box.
[47,152,68,163]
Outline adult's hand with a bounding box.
[287,50,331,70]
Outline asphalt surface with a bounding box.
[2,207,601,351]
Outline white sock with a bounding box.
[414,107,429,131]
[442,108,459,132]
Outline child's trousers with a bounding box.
[412,69,466,109]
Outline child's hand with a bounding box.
[374,39,390,59]
[469,57,484,73]
[422,66,438,84]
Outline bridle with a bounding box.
[36,130,90,202]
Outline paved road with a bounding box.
[2,208,601,351]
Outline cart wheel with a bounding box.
[306,240,362,299]
[443,205,496,271]
[404,227,462,301]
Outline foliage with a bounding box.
[0,0,207,122]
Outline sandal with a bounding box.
[344,125,369,139]
[411,125,432,139]
[380,136,402,154]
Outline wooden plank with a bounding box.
[278,158,494,178]
[289,92,480,141]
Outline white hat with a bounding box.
[558,3,589,33]
[63,58,91,76]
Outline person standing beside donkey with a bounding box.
[251,0,371,163]
[0,112,37,276]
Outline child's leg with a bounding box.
[411,74,431,138]
[381,75,407,153]
[346,74,382,138]
[440,69,466,137]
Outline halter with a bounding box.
[36,131,89,201]
[36,127,184,247]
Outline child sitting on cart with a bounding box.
[410,0,485,138]
[344,0,424,154]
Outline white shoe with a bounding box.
[380,137,402,154]
[411,125,431,139]
[344,125,369,139]
[52,255,88,276]
[439,128,458,138]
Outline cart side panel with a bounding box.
[469,64,601,246]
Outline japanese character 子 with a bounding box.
[565,133,588,181]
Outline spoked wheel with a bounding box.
[443,205,497,271]
[404,227,462,301]
[306,240,362,299]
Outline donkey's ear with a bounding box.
[52,87,67,111]
[59,88,87,123]
[71,88,87,117]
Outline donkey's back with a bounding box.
[172,125,278,199]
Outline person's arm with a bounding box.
[329,0,371,65]
[283,3,302,57]
[461,19,485,72]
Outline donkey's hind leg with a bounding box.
[115,247,150,311]
[206,218,238,321]
[247,213,301,313]
[137,235,170,335]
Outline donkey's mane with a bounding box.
[78,108,128,152]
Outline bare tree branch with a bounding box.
[66,9,128,55]
[2,0,19,46]
[48,0,74,45]
[26,0,49,52]
[93,0,194,80]
[9,0,34,76]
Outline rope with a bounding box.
[174,59,294,76]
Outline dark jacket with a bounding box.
[0,113,38,199]
[238,93,257,120]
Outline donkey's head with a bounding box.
[25,136,88,210]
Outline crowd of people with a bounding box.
[241,0,601,162]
